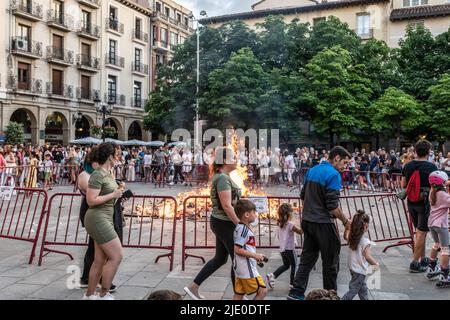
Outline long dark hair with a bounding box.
[348,210,370,251]
[277,203,293,229]
[430,184,446,206]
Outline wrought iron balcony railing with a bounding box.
[11,0,43,20]
[11,37,43,57]
[77,54,101,70]
[47,10,74,30]
[105,54,124,68]
[132,61,149,74]
[7,76,42,94]
[106,18,124,34]
[76,87,100,101]
[47,46,75,65]
[105,93,126,106]
[47,83,74,99]
[133,29,149,42]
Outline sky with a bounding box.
[175,0,256,18]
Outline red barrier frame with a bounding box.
[181,193,414,270]
[0,188,48,265]
[37,193,178,271]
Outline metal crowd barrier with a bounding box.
[181,193,414,270]
[0,188,48,264]
[36,193,178,271]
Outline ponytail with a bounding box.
[348,210,370,251]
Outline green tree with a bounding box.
[370,87,426,150]
[201,48,269,129]
[426,73,450,148]
[285,18,310,72]
[5,122,24,145]
[308,16,361,60]
[304,46,372,144]
[396,25,438,101]
[255,15,287,70]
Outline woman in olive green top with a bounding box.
[184,146,241,300]
[83,143,124,300]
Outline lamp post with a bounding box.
[94,97,114,143]
[189,10,207,151]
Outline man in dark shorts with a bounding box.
[402,140,437,273]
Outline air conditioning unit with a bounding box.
[15,38,28,50]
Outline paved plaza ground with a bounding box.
[0,183,449,300]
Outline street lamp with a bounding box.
[94,97,114,143]
[189,10,208,151]
[72,112,83,125]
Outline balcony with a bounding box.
[47,83,74,100]
[77,54,100,72]
[105,18,124,35]
[10,0,43,21]
[131,97,148,109]
[47,10,74,32]
[105,54,124,70]
[77,0,101,9]
[77,23,101,40]
[354,28,374,40]
[76,87,100,102]
[7,76,42,95]
[133,29,149,44]
[11,37,43,59]
[46,46,74,66]
[151,11,169,22]
[132,61,149,76]
[152,41,171,53]
[105,93,126,106]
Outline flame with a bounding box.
[128,130,280,220]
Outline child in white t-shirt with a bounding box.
[266,203,303,289]
[342,210,379,300]
[233,200,268,300]
[43,154,53,190]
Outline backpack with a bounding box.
[406,170,421,202]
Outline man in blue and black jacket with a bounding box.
[288,146,352,300]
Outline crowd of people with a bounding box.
[1,142,450,191]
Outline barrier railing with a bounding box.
[0,165,79,191]
[0,188,48,264]
[341,170,392,195]
[390,173,403,194]
[181,193,414,270]
[37,193,178,270]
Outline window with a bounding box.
[161,28,167,47]
[81,43,91,65]
[52,34,63,59]
[81,10,91,32]
[134,82,142,107]
[109,39,116,63]
[177,13,181,22]
[135,18,142,34]
[403,0,427,6]
[52,69,63,95]
[170,32,178,47]
[165,7,170,17]
[313,17,326,26]
[180,36,185,44]
[156,54,161,65]
[357,14,370,36]
[81,75,90,99]
[155,2,161,12]
[153,26,157,44]
[184,17,189,26]
[109,7,117,20]
[53,0,63,23]
[17,24,31,50]
[108,75,117,102]
[18,62,31,90]
[135,48,142,71]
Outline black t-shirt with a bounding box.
[53,151,64,163]
[402,160,437,189]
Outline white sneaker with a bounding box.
[82,293,98,300]
[266,273,275,289]
[97,293,115,300]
